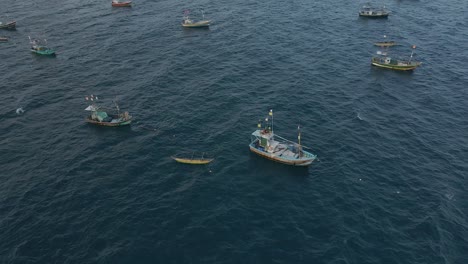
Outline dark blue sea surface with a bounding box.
[1,0,467,263]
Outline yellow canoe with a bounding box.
[172,156,214,165]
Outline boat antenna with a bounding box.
[201,9,205,20]
[269,109,273,135]
[114,98,120,115]
[298,125,302,156]
[409,45,416,63]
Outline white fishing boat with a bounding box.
[249,110,317,166]
[182,10,210,28]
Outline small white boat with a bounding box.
[182,10,210,28]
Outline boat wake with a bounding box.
[16,107,25,115]
[357,112,363,120]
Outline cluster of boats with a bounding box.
[1,3,210,54]
[0,20,16,42]
[111,1,211,28]
[360,4,422,71]
[83,96,316,166]
[4,3,423,167]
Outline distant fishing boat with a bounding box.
[249,110,317,166]
[112,0,132,7]
[172,152,214,165]
[0,36,8,42]
[359,4,389,18]
[0,21,16,30]
[29,36,56,56]
[374,41,396,47]
[182,10,210,28]
[371,45,422,71]
[84,95,132,127]
[374,35,396,47]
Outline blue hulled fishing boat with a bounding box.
[249,110,317,166]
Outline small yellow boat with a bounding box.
[172,152,214,165]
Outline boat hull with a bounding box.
[31,49,56,56]
[374,42,396,47]
[112,2,132,7]
[371,61,420,71]
[0,21,16,30]
[172,157,213,164]
[359,14,389,18]
[85,118,132,127]
[249,144,315,166]
[182,20,210,28]
[0,37,8,42]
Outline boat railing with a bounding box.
[274,134,314,151]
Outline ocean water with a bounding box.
[1,0,467,263]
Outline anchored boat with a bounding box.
[112,0,132,7]
[182,10,210,28]
[371,45,421,71]
[374,41,396,47]
[0,21,16,30]
[29,36,56,56]
[84,95,132,127]
[249,110,317,166]
[0,36,8,42]
[359,4,389,18]
[172,152,214,165]
[374,35,396,47]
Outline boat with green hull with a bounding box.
[372,45,421,71]
[29,36,55,56]
[182,10,210,28]
[84,95,132,127]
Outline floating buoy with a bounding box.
[16,108,25,115]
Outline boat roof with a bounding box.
[252,129,274,139]
[85,105,99,111]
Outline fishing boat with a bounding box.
[112,1,132,7]
[84,95,132,127]
[374,41,396,47]
[172,152,214,165]
[359,4,389,18]
[371,45,422,71]
[249,110,317,166]
[0,21,16,30]
[182,10,210,28]
[29,37,56,56]
[0,36,8,42]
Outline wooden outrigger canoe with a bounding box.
[172,157,214,164]
[374,41,396,47]
[112,1,132,7]
[172,153,213,164]
[182,20,210,28]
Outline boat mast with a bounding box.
[409,45,416,63]
[298,125,302,156]
[114,99,120,115]
[269,109,273,135]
